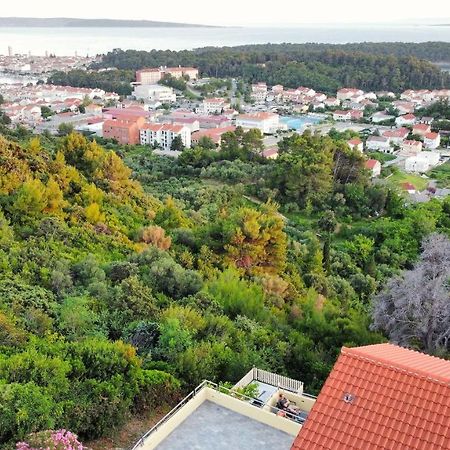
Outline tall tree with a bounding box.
[372,233,450,353]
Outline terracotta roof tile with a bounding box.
[291,344,450,450]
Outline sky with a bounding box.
[1,0,449,26]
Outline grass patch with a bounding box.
[429,161,450,188]
[387,172,429,191]
[366,151,396,164]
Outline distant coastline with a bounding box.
[0,17,217,28]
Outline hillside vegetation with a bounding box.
[1,128,450,447]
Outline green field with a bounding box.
[387,172,430,191]
[429,161,450,188]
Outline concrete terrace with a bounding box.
[155,400,294,450]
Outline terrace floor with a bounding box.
[155,400,294,450]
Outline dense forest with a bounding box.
[87,43,450,93]
[49,43,450,96]
[1,125,450,448]
[48,69,135,96]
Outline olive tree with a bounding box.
[371,233,450,353]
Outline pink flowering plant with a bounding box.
[16,429,85,450]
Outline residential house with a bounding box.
[191,126,236,147]
[365,159,381,177]
[402,182,417,194]
[324,97,340,108]
[261,147,279,159]
[366,136,391,152]
[392,101,415,115]
[347,138,363,153]
[412,123,431,137]
[424,132,441,149]
[420,116,434,125]
[395,113,416,127]
[333,110,363,121]
[197,115,232,129]
[85,104,103,116]
[371,111,394,124]
[337,88,364,102]
[401,140,423,154]
[291,343,450,450]
[382,127,409,145]
[251,83,268,102]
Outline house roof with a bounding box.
[348,138,362,146]
[383,127,409,138]
[365,159,380,169]
[403,140,422,147]
[425,132,439,140]
[237,112,278,121]
[402,182,417,191]
[291,344,450,450]
[398,113,416,120]
[413,124,431,131]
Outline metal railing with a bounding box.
[130,378,313,450]
[130,380,217,450]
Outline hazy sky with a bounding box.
[1,0,449,26]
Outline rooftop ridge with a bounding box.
[342,344,450,386]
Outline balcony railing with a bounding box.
[234,367,304,394]
[130,377,311,450]
[130,379,216,450]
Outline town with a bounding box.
[1,56,450,203]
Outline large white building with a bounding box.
[132,84,176,103]
[140,123,191,150]
[198,98,231,115]
[405,152,440,173]
[136,66,199,84]
[235,112,284,134]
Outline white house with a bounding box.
[371,112,394,124]
[324,97,340,107]
[333,110,351,121]
[395,113,416,127]
[198,98,231,115]
[366,136,392,152]
[140,123,191,150]
[235,112,284,134]
[365,159,381,177]
[382,127,409,145]
[424,132,441,149]
[405,152,440,173]
[412,123,431,137]
[401,140,423,154]
[337,88,364,101]
[347,138,364,153]
[251,83,268,102]
[133,85,176,103]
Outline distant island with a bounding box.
[0,17,216,28]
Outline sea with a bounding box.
[1,25,450,56]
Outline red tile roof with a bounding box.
[365,159,380,169]
[413,124,431,131]
[291,344,450,450]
